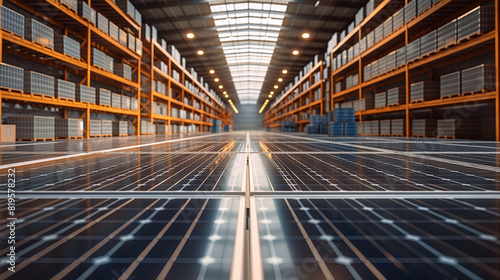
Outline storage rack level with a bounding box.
[329,0,500,140]
[264,61,325,132]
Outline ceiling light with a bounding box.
[268,94,272,98]
[223,91,227,94]
[292,50,299,55]
[274,85,278,89]
[270,91,274,94]
[302,33,310,39]
[186,33,195,39]
[214,78,220,82]
[282,70,288,74]
[209,70,215,74]
[197,50,204,55]
[278,78,283,82]
[219,85,223,89]
[315,1,320,7]
[266,99,269,102]
[225,95,228,98]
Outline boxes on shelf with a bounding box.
[156,124,168,134]
[135,38,142,56]
[396,46,407,67]
[406,38,420,62]
[56,118,83,138]
[405,0,417,23]
[387,87,405,106]
[55,35,80,59]
[355,7,365,26]
[130,98,138,111]
[420,30,436,57]
[1,6,24,37]
[97,13,109,35]
[412,119,437,136]
[393,8,405,30]
[119,29,128,46]
[371,60,379,78]
[121,95,131,110]
[440,71,461,98]
[305,124,319,134]
[92,48,113,72]
[143,24,151,42]
[363,63,372,81]
[134,9,142,25]
[101,120,112,135]
[109,21,119,41]
[113,121,128,136]
[24,71,54,96]
[457,6,494,42]
[0,63,24,91]
[386,51,396,72]
[370,120,380,135]
[76,84,96,103]
[417,0,432,15]
[61,0,78,12]
[383,16,393,38]
[375,25,384,43]
[111,92,121,108]
[366,0,383,15]
[140,121,155,134]
[366,31,375,49]
[410,81,440,102]
[78,2,96,25]
[117,0,135,18]
[127,33,135,50]
[25,18,54,49]
[391,119,405,136]
[89,120,102,136]
[357,122,366,135]
[114,63,132,80]
[97,88,111,106]
[347,21,355,34]
[7,116,54,139]
[55,79,75,100]
[359,37,367,54]
[437,19,457,49]
[437,119,477,138]
[461,64,496,94]
[375,92,387,108]
[380,120,391,135]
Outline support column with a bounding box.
[495,0,500,140]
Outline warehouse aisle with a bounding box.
[1,132,499,280]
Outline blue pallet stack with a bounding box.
[212,119,222,133]
[308,115,328,134]
[282,121,296,132]
[328,108,357,136]
[305,124,319,134]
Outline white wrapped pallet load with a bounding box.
[25,18,54,49]
[1,6,24,37]
[24,71,54,96]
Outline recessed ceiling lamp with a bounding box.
[214,78,220,82]
[274,85,278,89]
[278,78,283,82]
[186,33,195,39]
[282,70,288,74]
[197,50,204,55]
[292,50,299,55]
[302,33,310,39]
[209,69,215,74]
[219,85,223,89]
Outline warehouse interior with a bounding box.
[0,0,499,279]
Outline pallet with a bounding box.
[1,29,24,39]
[380,134,391,137]
[420,50,437,59]
[387,103,402,107]
[437,135,456,139]
[57,97,76,102]
[30,92,55,98]
[93,65,111,72]
[457,32,484,44]
[59,1,77,13]
[461,89,488,96]
[440,94,460,99]
[90,135,102,137]
[117,134,128,137]
[98,104,112,107]
[391,134,405,137]
[436,42,457,52]
[412,135,427,138]
[101,134,113,137]
[32,41,54,50]
[0,87,23,94]
[17,138,55,141]
[410,99,424,104]
[56,136,83,140]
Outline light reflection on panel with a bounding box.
[0,198,239,280]
[257,198,500,280]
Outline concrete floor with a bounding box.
[1,131,499,280]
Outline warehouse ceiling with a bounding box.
[131,0,366,109]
